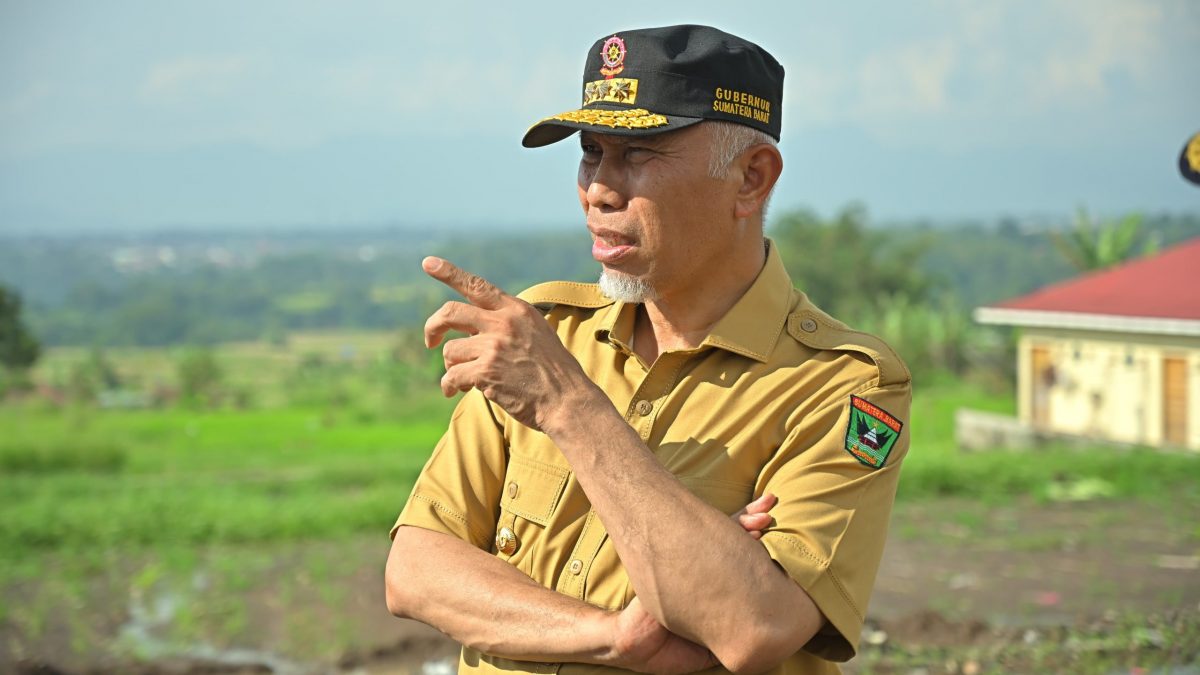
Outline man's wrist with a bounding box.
[540,379,614,442]
[587,608,627,668]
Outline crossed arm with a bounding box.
[385,258,825,673]
[387,495,778,672]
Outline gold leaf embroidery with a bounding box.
[543,108,669,130]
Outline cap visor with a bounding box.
[522,107,705,148]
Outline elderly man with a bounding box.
[385,25,910,674]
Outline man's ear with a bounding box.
[734,144,783,219]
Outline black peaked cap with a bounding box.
[522,24,784,148]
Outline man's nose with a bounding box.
[580,162,626,210]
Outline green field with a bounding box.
[6,364,1198,567]
[3,339,1199,671]
[0,405,449,554]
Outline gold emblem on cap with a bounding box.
[495,526,518,555]
[583,78,639,106]
[599,35,627,78]
[542,108,668,131]
[1187,132,1200,173]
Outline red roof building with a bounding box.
[974,237,1200,450]
[976,237,1200,336]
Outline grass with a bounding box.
[0,403,453,560]
[32,329,410,407]
[853,610,1200,674]
[3,374,1198,565]
[899,379,1200,504]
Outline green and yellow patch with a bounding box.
[844,395,903,469]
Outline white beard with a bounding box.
[598,269,658,304]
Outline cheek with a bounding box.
[576,165,591,211]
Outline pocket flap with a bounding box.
[499,455,570,526]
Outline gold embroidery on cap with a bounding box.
[543,108,669,130]
[583,78,639,105]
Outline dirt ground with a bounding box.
[5,498,1198,674]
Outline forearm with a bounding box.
[386,525,618,664]
[547,388,821,668]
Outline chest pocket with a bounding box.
[495,454,570,574]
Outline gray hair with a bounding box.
[705,121,778,218]
[707,121,776,177]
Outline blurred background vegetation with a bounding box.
[2,207,1199,672]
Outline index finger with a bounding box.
[422,256,506,310]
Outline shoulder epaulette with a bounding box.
[785,304,912,387]
[516,281,614,312]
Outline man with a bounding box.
[385,25,910,674]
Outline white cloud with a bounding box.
[1027,0,1163,104]
[855,39,956,117]
[139,55,254,104]
[308,47,578,131]
[783,0,1180,151]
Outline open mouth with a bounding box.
[594,231,635,247]
[590,230,637,264]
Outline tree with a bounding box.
[770,203,934,317]
[1052,208,1151,272]
[0,285,40,370]
[65,348,122,402]
[177,348,223,405]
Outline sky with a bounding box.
[0,0,1198,233]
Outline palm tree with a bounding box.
[1052,208,1152,272]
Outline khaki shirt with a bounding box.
[392,242,912,674]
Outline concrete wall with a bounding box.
[1016,328,1200,451]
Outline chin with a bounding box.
[598,269,658,303]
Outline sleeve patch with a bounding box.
[844,395,904,469]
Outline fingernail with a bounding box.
[423,256,441,272]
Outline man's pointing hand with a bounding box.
[422,256,601,434]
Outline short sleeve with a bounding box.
[390,389,509,550]
[755,379,911,662]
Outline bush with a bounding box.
[177,347,223,406]
[0,441,126,474]
[0,367,34,398]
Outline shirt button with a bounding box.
[568,559,584,575]
[495,526,519,555]
[634,399,654,416]
[507,481,519,499]
[800,318,818,332]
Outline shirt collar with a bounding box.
[593,239,794,363]
[593,294,634,352]
[700,239,794,362]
